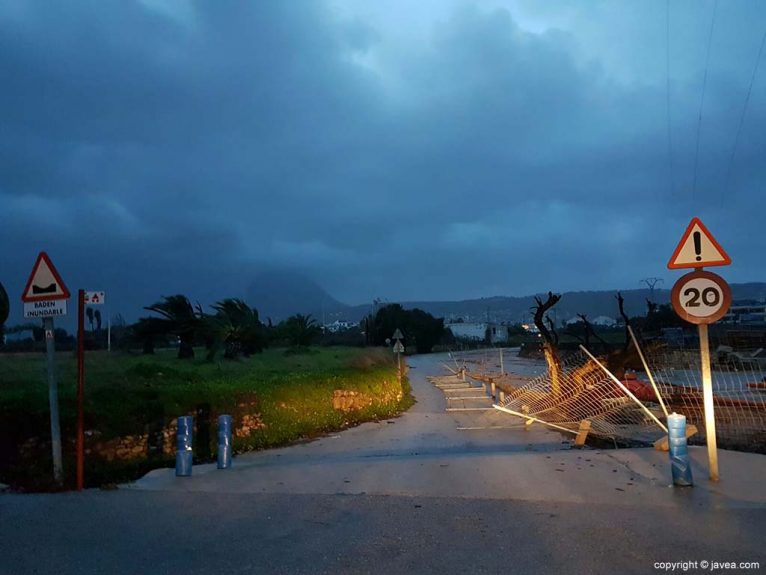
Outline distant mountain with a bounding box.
[245,269,351,323]
[247,274,766,326]
[395,283,766,325]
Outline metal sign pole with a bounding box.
[667,217,731,483]
[697,323,719,481]
[43,317,63,485]
[76,289,86,490]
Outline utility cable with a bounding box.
[722,26,766,206]
[665,0,675,205]
[692,0,718,204]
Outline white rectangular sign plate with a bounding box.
[24,299,68,318]
[84,291,106,305]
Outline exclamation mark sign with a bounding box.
[693,231,702,262]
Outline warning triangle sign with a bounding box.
[667,217,731,269]
[21,252,70,302]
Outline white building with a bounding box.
[323,320,356,333]
[447,322,509,344]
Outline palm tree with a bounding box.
[283,314,321,347]
[0,282,9,345]
[210,298,266,359]
[144,295,201,359]
[131,317,167,355]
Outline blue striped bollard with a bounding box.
[668,412,693,487]
[175,416,193,477]
[217,414,232,470]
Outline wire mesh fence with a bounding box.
[645,349,766,453]
[451,344,766,453]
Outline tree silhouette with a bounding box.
[533,292,562,397]
[145,295,201,359]
[371,303,445,353]
[210,298,266,359]
[282,314,321,347]
[0,282,9,345]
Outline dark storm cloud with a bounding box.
[1,1,764,324]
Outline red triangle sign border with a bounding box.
[21,251,71,302]
[667,217,732,270]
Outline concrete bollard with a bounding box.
[668,413,693,487]
[175,416,193,477]
[490,381,496,400]
[498,390,505,404]
[217,414,232,469]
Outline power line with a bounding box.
[640,278,664,303]
[692,0,719,204]
[722,26,766,206]
[665,0,675,205]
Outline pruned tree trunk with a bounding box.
[578,313,612,353]
[533,292,562,398]
[616,292,630,353]
[577,314,591,348]
[178,333,195,359]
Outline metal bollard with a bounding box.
[175,416,193,477]
[668,413,693,487]
[217,414,232,469]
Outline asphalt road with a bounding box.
[1,353,764,574]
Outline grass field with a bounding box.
[0,346,414,491]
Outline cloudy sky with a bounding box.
[2,0,764,323]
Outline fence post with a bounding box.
[176,416,193,477]
[668,413,693,487]
[217,414,232,469]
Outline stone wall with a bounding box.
[332,383,404,412]
[18,408,266,463]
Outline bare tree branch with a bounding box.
[532,291,561,348]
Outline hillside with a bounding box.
[303,283,766,325]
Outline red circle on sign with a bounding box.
[671,270,732,325]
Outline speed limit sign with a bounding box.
[671,270,732,325]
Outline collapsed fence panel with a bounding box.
[491,350,666,445]
[451,344,766,453]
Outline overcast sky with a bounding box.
[2,0,764,323]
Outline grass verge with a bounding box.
[0,346,414,491]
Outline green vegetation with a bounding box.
[368,303,446,353]
[0,346,413,491]
[0,282,8,343]
[280,313,322,347]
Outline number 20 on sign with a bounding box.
[670,270,732,325]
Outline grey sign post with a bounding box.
[21,252,70,485]
[43,316,63,484]
[392,329,404,382]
